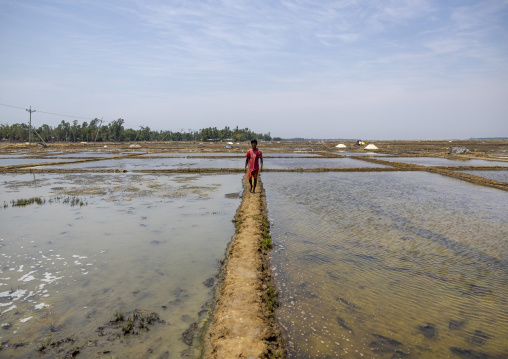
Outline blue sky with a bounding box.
[1,0,507,140]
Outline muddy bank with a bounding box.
[202,176,285,358]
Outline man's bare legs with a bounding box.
[248,177,257,193]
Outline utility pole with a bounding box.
[94,118,103,144]
[26,106,36,145]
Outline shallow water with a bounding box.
[139,152,241,157]
[33,156,389,171]
[459,170,508,183]
[336,152,387,157]
[35,157,246,170]
[0,158,76,166]
[382,157,508,167]
[263,172,508,358]
[0,172,242,358]
[263,153,324,157]
[265,158,389,169]
[44,153,122,158]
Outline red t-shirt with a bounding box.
[245,148,262,171]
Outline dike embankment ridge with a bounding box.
[202,176,285,358]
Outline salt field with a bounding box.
[264,172,508,358]
[0,171,242,358]
[382,157,508,167]
[1,142,508,358]
[459,170,508,184]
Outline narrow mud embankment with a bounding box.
[202,176,285,358]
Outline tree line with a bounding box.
[0,118,273,143]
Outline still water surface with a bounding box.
[0,172,242,358]
[36,157,389,171]
[263,172,508,358]
[459,171,508,184]
[382,157,508,167]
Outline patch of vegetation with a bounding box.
[6,195,88,208]
[122,316,134,334]
[232,217,242,233]
[11,197,45,207]
[111,310,124,322]
[261,216,273,250]
[36,337,74,353]
[37,336,55,352]
[108,309,162,336]
[263,284,279,318]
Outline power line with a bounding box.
[0,102,25,110]
[0,102,97,120]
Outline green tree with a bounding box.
[56,120,70,141]
[0,123,10,140]
[109,118,125,141]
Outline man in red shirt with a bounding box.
[244,139,263,193]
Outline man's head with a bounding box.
[250,139,258,149]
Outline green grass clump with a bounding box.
[37,336,55,352]
[111,310,124,322]
[110,309,160,336]
[261,216,273,250]
[122,316,134,334]
[264,284,279,317]
[6,196,88,208]
[11,197,45,207]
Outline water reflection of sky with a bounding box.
[458,170,508,183]
[264,171,508,358]
[336,151,388,156]
[0,172,242,358]
[383,157,508,167]
[44,153,121,158]
[36,157,246,170]
[0,158,75,166]
[266,157,389,169]
[32,157,390,170]
[139,152,241,157]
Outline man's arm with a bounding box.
[259,157,263,171]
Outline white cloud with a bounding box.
[1,0,507,139]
